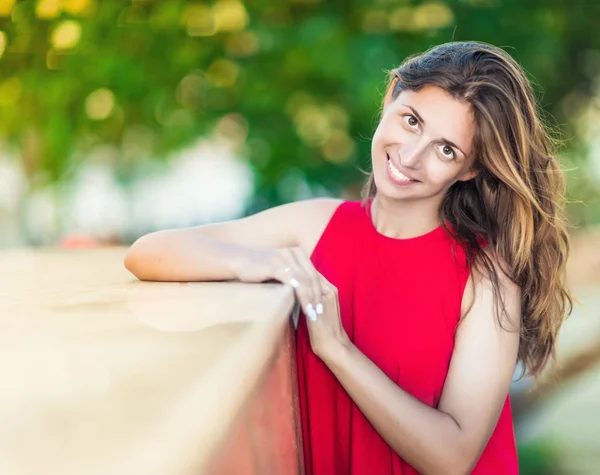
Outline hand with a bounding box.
[305,273,351,361]
[234,247,326,318]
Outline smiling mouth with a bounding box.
[386,154,419,182]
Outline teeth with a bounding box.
[387,158,412,182]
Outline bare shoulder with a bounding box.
[295,197,345,256]
[461,247,521,330]
[195,197,344,255]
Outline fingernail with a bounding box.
[315,303,323,315]
[306,303,318,321]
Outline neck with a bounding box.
[370,195,442,239]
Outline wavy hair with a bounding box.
[361,41,573,377]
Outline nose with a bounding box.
[398,137,427,169]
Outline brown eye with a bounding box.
[405,115,418,127]
[438,144,455,159]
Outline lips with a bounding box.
[386,154,419,182]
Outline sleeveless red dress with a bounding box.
[296,199,518,474]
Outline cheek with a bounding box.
[371,127,390,163]
[424,159,460,186]
[371,128,381,152]
[372,123,411,155]
[371,121,388,146]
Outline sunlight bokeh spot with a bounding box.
[85,88,115,120]
[215,113,249,147]
[413,2,454,30]
[323,104,350,130]
[35,0,61,19]
[176,72,205,110]
[0,31,6,58]
[207,58,240,87]
[0,0,15,17]
[321,130,356,164]
[63,0,95,16]
[294,105,331,146]
[213,0,249,33]
[285,91,315,118]
[389,7,416,32]
[51,20,82,49]
[181,4,216,37]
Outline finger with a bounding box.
[273,263,299,288]
[277,250,318,321]
[318,274,338,313]
[292,248,325,315]
[318,273,331,290]
[281,248,316,306]
[272,252,304,288]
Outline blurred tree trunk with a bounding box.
[513,341,600,418]
[513,229,600,418]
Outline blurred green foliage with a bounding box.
[518,439,564,475]
[1,0,600,219]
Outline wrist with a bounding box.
[227,246,253,280]
[320,335,354,369]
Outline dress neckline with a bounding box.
[362,197,448,245]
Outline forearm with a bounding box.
[124,229,248,282]
[324,342,471,475]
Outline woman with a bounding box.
[125,41,573,474]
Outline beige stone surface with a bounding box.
[0,247,295,475]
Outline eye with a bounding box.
[437,144,456,159]
[403,114,419,129]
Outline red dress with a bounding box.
[296,199,518,474]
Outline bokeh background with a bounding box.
[1,0,599,473]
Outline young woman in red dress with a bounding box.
[125,41,573,474]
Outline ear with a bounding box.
[457,166,479,182]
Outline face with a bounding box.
[371,83,477,205]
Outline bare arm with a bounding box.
[123,198,343,282]
[124,230,254,282]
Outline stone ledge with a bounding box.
[0,247,299,475]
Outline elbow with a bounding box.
[123,250,137,276]
[123,247,143,280]
[123,235,153,280]
[442,449,480,475]
[429,460,472,475]
[450,464,476,475]
[443,465,473,475]
[426,442,479,475]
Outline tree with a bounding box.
[0,0,598,217]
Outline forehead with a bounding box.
[394,85,475,155]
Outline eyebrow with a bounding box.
[403,104,467,157]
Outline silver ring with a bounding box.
[289,277,300,288]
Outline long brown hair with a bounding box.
[362,41,573,378]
